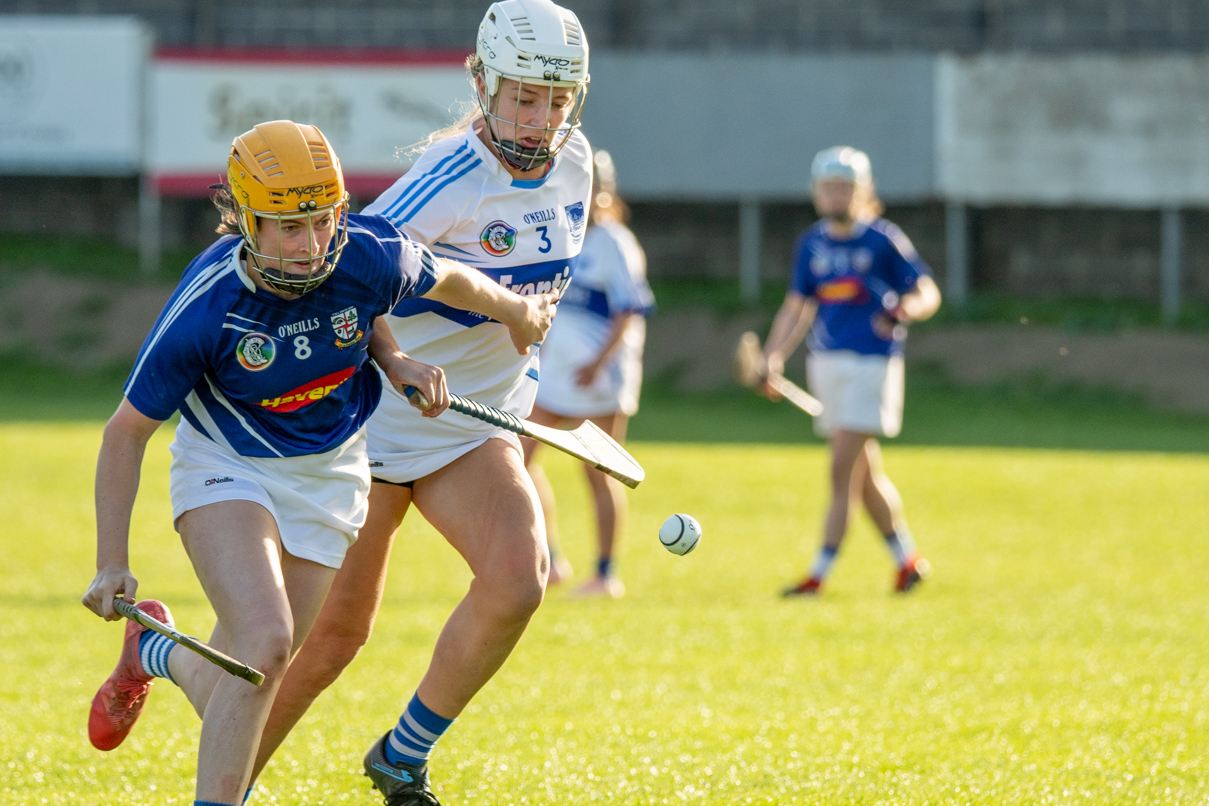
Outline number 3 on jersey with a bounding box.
[537,225,552,254]
[294,335,312,360]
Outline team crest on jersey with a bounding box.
[330,306,363,348]
[564,202,586,242]
[810,253,829,277]
[480,221,517,256]
[852,248,874,274]
[236,333,276,371]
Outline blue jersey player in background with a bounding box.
[757,146,942,598]
[81,120,554,806]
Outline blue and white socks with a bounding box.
[384,693,455,768]
[809,545,839,582]
[139,630,177,684]
[883,529,916,568]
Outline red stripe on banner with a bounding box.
[155,46,471,67]
[155,173,404,198]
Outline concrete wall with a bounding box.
[585,53,934,202]
[937,55,1209,206]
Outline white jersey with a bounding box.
[362,125,592,481]
[535,221,654,418]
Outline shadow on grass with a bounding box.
[3,357,1207,453]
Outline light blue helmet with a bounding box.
[811,146,872,185]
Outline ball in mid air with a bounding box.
[659,514,702,556]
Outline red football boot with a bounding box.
[782,577,823,597]
[895,557,932,593]
[88,599,173,750]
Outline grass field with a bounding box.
[1,367,1208,805]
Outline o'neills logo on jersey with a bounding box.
[257,366,356,412]
[331,306,363,348]
[236,333,276,371]
[480,220,517,256]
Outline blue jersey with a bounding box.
[789,218,930,357]
[125,215,438,458]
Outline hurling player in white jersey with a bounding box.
[524,149,655,599]
[758,147,941,598]
[248,2,592,803]
[80,121,553,806]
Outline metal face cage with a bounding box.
[477,72,588,173]
[238,195,350,297]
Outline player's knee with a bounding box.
[242,621,294,681]
[484,560,545,623]
[500,583,544,625]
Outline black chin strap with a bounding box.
[495,139,553,172]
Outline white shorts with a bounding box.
[535,314,644,418]
[169,419,370,569]
[806,350,905,439]
[366,380,523,484]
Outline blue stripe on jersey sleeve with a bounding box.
[381,146,478,224]
[433,241,477,257]
[398,158,483,223]
[378,144,470,220]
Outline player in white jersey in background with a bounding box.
[248,3,592,804]
[523,149,654,598]
[759,146,941,598]
[80,120,553,806]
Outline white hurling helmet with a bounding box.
[811,146,873,186]
[475,0,590,171]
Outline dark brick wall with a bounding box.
[1181,209,1209,301]
[973,207,1163,298]
[628,200,949,287]
[5,177,1206,303]
[12,0,1209,52]
[0,176,141,248]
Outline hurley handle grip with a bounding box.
[403,386,525,434]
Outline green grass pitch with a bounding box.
[1,383,1208,804]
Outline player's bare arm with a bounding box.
[760,291,818,399]
[873,275,942,339]
[368,317,450,417]
[897,274,942,322]
[575,311,638,387]
[422,257,557,354]
[82,398,165,621]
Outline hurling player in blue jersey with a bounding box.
[80,121,553,806]
[247,3,592,803]
[758,146,941,597]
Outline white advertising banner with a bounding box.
[936,54,1209,207]
[0,16,147,174]
[149,51,473,196]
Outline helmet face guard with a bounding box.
[474,0,590,173]
[238,196,350,297]
[227,120,349,297]
[476,72,588,172]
